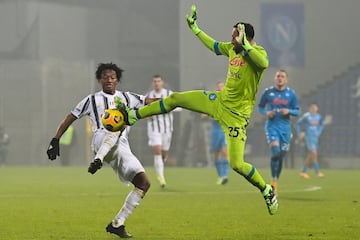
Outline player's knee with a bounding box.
[166,92,182,108]
[138,179,151,193]
[310,149,317,156]
[132,172,151,193]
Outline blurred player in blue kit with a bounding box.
[296,103,325,179]
[210,81,229,185]
[258,69,300,194]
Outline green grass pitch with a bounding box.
[0,166,359,240]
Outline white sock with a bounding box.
[113,188,144,227]
[154,154,164,181]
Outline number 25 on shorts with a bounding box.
[228,126,240,138]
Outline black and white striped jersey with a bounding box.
[71,90,146,135]
[146,88,175,134]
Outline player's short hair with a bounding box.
[310,102,318,106]
[152,74,163,80]
[277,69,288,77]
[95,62,124,82]
[233,22,255,40]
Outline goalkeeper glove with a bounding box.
[88,158,102,174]
[236,24,253,51]
[185,5,201,35]
[47,138,60,160]
[114,96,135,125]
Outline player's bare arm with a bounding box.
[54,113,77,139]
[47,113,77,160]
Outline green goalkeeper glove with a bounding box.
[114,96,136,125]
[236,24,253,51]
[185,5,201,35]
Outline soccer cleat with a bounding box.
[262,184,278,215]
[317,172,325,177]
[159,178,167,188]
[106,223,133,238]
[216,178,223,185]
[114,97,138,126]
[271,179,278,196]
[221,177,229,185]
[300,172,310,179]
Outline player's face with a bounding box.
[274,71,288,89]
[215,82,224,91]
[309,104,318,114]
[152,77,164,92]
[99,69,118,95]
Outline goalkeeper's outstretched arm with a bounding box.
[185,5,225,56]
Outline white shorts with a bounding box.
[147,131,172,151]
[92,130,145,185]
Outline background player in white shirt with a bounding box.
[146,75,180,188]
[46,63,158,238]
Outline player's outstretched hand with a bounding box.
[88,158,102,174]
[114,96,131,125]
[47,138,60,160]
[185,5,201,35]
[236,24,253,51]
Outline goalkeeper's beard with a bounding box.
[233,44,244,54]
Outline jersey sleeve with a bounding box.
[245,45,269,70]
[258,89,268,108]
[71,95,91,119]
[196,31,231,57]
[288,90,300,116]
[258,89,270,115]
[126,92,146,109]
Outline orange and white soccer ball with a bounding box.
[101,109,126,132]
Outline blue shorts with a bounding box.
[305,136,318,151]
[211,130,227,152]
[265,127,291,152]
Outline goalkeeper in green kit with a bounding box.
[118,5,278,215]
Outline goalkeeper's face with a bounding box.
[99,69,119,95]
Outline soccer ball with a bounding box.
[101,109,126,132]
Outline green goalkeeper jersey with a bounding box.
[196,31,269,118]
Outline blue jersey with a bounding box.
[258,86,300,132]
[296,112,324,138]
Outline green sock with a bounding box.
[234,162,266,191]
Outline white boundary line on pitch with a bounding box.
[0,186,322,198]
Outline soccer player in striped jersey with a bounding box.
[117,6,278,215]
[146,75,180,188]
[296,103,325,178]
[46,63,158,238]
[258,69,300,195]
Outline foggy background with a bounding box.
[0,0,359,169]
